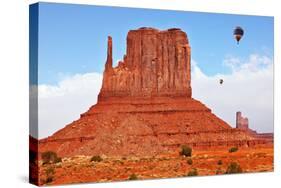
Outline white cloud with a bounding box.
[37,54,273,138]
[223,54,272,72]
[192,54,274,133]
[38,72,102,138]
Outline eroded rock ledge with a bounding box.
[99,27,192,100]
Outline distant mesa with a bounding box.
[236,111,273,140]
[236,111,249,130]
[38,27,273,158]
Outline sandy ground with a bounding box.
[38,146,273,186]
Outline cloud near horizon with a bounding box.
[191,54,273,134]
[36,54,274,139]
[38,72,103,138]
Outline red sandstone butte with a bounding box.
[99,27,191,99]
[39,27,273,157]
[236,111,273,140]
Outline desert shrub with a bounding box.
[226,162,242,174]
[122,157,127,160]
[45,166,55,184]
[46,167,55,175]
[187,168,198,176]
[180,145,192,157]
[128,173,138,180]
[216,168,224,175]
[90,155,103,162]
[45,176,53,184]
[42,151,61,165]
[54,157,62,163]
[187,158,193,165]
[229,147,238,153]
[217,160,223,165]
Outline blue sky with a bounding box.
[34,2,274,137]
[37,2,273,84]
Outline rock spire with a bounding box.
[99,27,192,100]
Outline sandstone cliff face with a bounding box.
[99,27,191,100]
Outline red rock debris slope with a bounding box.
[39,27,272,158]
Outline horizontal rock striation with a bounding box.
[99,27,191,100]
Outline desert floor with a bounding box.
[39,146,273,186]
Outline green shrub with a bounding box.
[226,162,242,174]
[187,158,193,165]
[229,147,238,153]
[128,173,138,180]
[90,155,103,162]
[122,157,127,160]
[45,166,55,184]
[45,176,53,184]
[54,157,62,163]
[187,168,198,176]
[46,167,55,176]
[217,160,223,165]
[180,145,192,157]
[41,151,61,165]
[216,168,224,174]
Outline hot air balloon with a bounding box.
[233,26,244,44]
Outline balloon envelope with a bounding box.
[233,26,244,44]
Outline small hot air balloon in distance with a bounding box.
[233,26,244,44]
[219,79,223,85]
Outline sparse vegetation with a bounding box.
[122,157,127,160]
[180,145,192,157]
[45,166,55,184]
[187,158,193,165]
[229,147,238,153]
[128,173,138,180]
[226,162,242,174]
[54,157,62,163]
[216,168,224,175]
[90,155,103,162]
[217,160,223,165]
[187,168,198,176]
[46,166,55,175]
[116,160,124,165]
[41,151,61,165]
[45,176,53,184]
